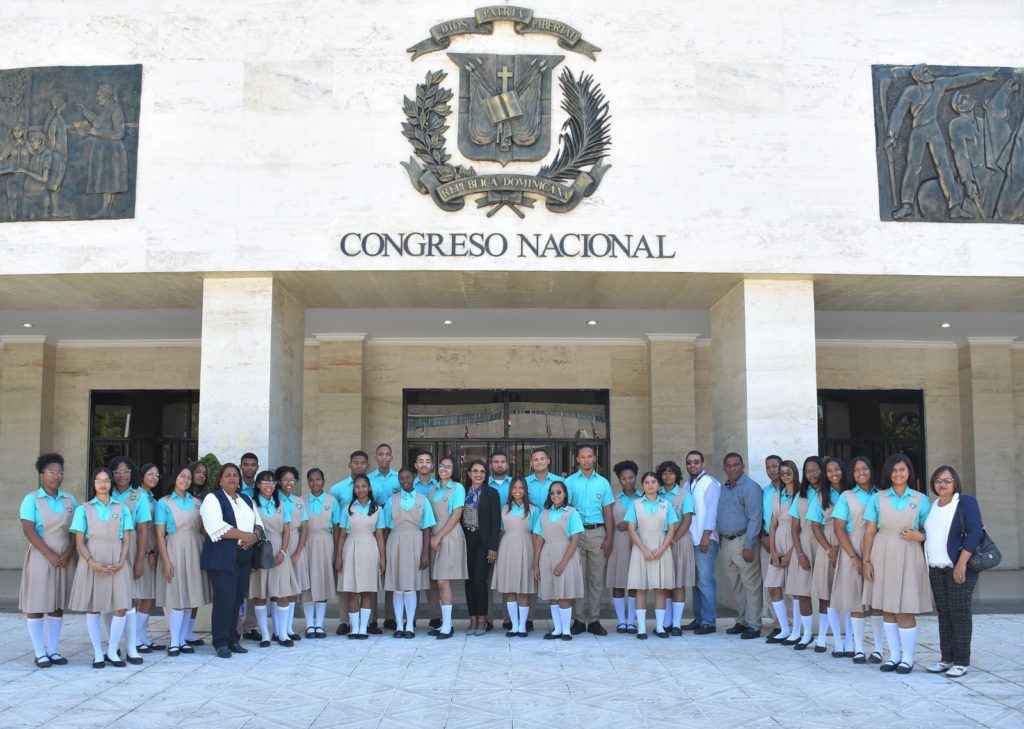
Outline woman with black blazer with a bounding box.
[923,466,984,678]
[199,463,264,658]
[461,460,501,636]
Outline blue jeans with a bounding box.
[692,540,719,625]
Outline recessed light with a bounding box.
[443,319,453,326]
[586,319,598,326]
[940,322,951,329]
[22,322,32,328]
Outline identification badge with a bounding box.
[595,490,603,499]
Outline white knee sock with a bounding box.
[86,613,104,662]
[884,621,901,663]
[348,611,359,633]
[506,602,520,632]
[275,604,290,640]
[871,614,885,654]
[655,609,666,632]
[843,612,853,651]
[815,612,829,646]
[393,593,406,631]
[303,601,315,629]
[827,608,841,647]
[786,602,801,640]
[636,608,647,634]
[26,618,46,658]
[672,601,684,628]
[137,611,150,646]
[899,626,917,666]
[255,605,270,641]
[518,604,529,630]
[550,606,563,635]
[287,602,296,634]
[772,600,789,636]
[125,608,140,658]
[358,608,371,635]
[799,614,813,643]
[440,604,453,633]
[851,617,866,654]
[559,606,573,633]
[403,593,417,631]
[315,601,328,629]
[662,600,673,630]
[168,609,185,648]
[613,597,625,625]
[627,596,636,627]
[108,614,126,660]
[44,615,62,656]
[183,614,196,641]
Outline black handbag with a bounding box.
[254,538,275,570]
[959,506,1001,571]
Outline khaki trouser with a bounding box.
[720,535,763,628]
[573,527,607,624]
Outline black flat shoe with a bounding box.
[853,652,867,664]
[525,620,534,631]
[428,617,442,629]
[543,632,559,640]
[34,656,52,668]
[403,631,415,639]
[880,660,897,672]
[260,640,271,648]
[670,627,682,637]
[126,655,143,665]
[654,630,669,639]
[682,620,700,631]
[393,630,405,638]
[569,620,586,636]
[561,634,572,641]
[427,628,440,636]
[367,625,383,635]
[216,646,232,658]
[831,650,845,658]
[47,654,68,665]
[314,628,327,638]
[794,640,811,651]
[278,638,294,647]
[741,628,762,640]
[766,634,786,644]
[587,621,607,636]
[517,632,528,638]
[105,655,127,668]
[868,651,883,664]
[336,623,350,636]
[895,661,914,674]
[92,660,106,668]
[502,620,512,629]
[485,621,494,633]
[843,651,856,658]
[146,643,167,651]
[244,629,263,641]
[637,633,648,640]
[694,625,717,635]
[506,630,517,637]
[229,643,248,654]
[185,638,205,647]
[135,644,152,654]
[289,633,302,641]
[814,645,827,653]
[167,647,180,657]
[616,623,628,634]
[179,645,195,654]
[436,629,453,640]
[305,628,317,639]
[726,624,746,635]
[781,638,800,646]
[383,618,397,630]
[626,625,637,634]
[358,633,369,640]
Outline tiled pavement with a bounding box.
[0,613,1021,729]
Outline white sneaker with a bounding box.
[945,665,967,678]
[925,661,952,673]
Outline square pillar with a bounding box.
[646,334,697,467]
[709,279,818,482]
[199,277,305,468]
[314,334,366,483]
[958,337,1019,568]
[0,336,57,565]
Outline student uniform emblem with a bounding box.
[402,6,610,217]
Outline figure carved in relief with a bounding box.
[43,93,70,218]
[76,83,128,218]
[20,128,54,221]
[0,122,30,221]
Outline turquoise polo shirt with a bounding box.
[280,493,309,526]
[70,498,135,540]
[111,486,152,526]
[369,468,400,505]
[864,488,931,530]
[382,491,436,529]
[624,496,680,531]
[153,492,197,534]
[564,470,613,525]
[413,476,438,497]
[19,488,78,537]
[806,487,843,524]
[336,500,387,532]
[329,477,355,508]
[489,476,512,505]
[761,483,779,533]
[256,495,292,523]
[830,486,876,532]
[429,482,466,516]
[240,481,255,499]
[500,503,541,532]
[530,505,584,537]
[525,473,557,507]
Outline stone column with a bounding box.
[0,336,57,565]
[314,334,366,483]
[198,277,305,469]
[646,334,697,467]
[709,279,818,481]
[958,337,1019,569]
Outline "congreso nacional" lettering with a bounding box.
[339,233,674,259]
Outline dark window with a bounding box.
[404,389,609,479]
[818,389,926,490]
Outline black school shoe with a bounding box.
[587,621,607,636]
[367,622,383,635]
[694,624,717,635]
[428,617,442,629]
[726,623,747,635]
[525,620,534,632]
[383,618,397,630]
[569,620,586,635]
[682,619,700,631]
[740,628,761,640]
[244,629,263,641]
[336,623,350,636]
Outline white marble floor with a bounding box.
[0,614,1021,729]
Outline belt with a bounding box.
[463,526,479,533]
[721,532,745,540]
[583,523,603,530]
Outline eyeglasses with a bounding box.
[112,469,131,475]
[685,460,701,466]
[468,468,486,474]
[94,478,112,484]
[280,479,297,485]
[43,469,64,477]
[438,464,453,470]
[934,478,955,485]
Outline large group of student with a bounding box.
[19,443,986,678]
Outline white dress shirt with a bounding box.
[684,471,721,546]
[200,489,264,544]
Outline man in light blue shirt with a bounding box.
[488,450,512,504]
[524,447,557,508]
[368,443,400,505]
[760,454,783,630]
[329,450,370,510]
[564,444,613,636]
[238,452,259,498]
[718,453,764,639]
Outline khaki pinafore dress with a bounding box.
[832,489,869,613]
[428,485,468,581]
[155,495,210,610]
[626,499,675,591]
[19,491,76,613]
[537,507,584,601]
[302,493,337,602]
[604,494,634,589]
[338,506,382,593]
[765,491,794,589]
[68,503,132,613]
[865,490,933,614]
[811,495,839,602]
[384,492,431,592]
[665,489,695,588]
[249,501,300,600]
[784,494,815,597]
[491,505,535,595]
[123,489,156,600]
[286,496,310,594]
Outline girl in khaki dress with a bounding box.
[766,460,799,644]
[607,461,639,634]
[831,456,876,663]
[68,468,135,668]
[335,474,387,638]
[626,472,678,639]
[108,457,152,661]
[531,481,584,641]
[276,466,308,642]
[426,458,466,639]
[19,453,78,668]
[862,454,932,674]
[300,468,335,638]
[154,465,210,656]
[492,477,538,637]
[135,463,162,652]
[250,471,300,648]
[383,468,436,637]
[785,456,822,649]
[659,461,695,635]
[807,461,844,653]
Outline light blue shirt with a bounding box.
[830,486,876,533]
[70,498,135,540]
[525,473,557,507]
[488,476,512,505]
[564,470,613,525]
[864,488,931,530]
[368,468,400,504]
[500,503,542,532]
[762,483,779,533]
[382,491,436,529]
[336,500,387,532]
[430,482,466,517]
[153,492,197,534]
[111,486,152,526]
[413,476,439,497]
[787,489,816,521]
[305,491,330,517]
[256,495,292,522]
[280,493,309,525]
[531,505,584,537]
[806,488,843,524]
[624,496,680,531]
[19,488,78,537]
[329,477,356,508]
[240,482,255,499]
